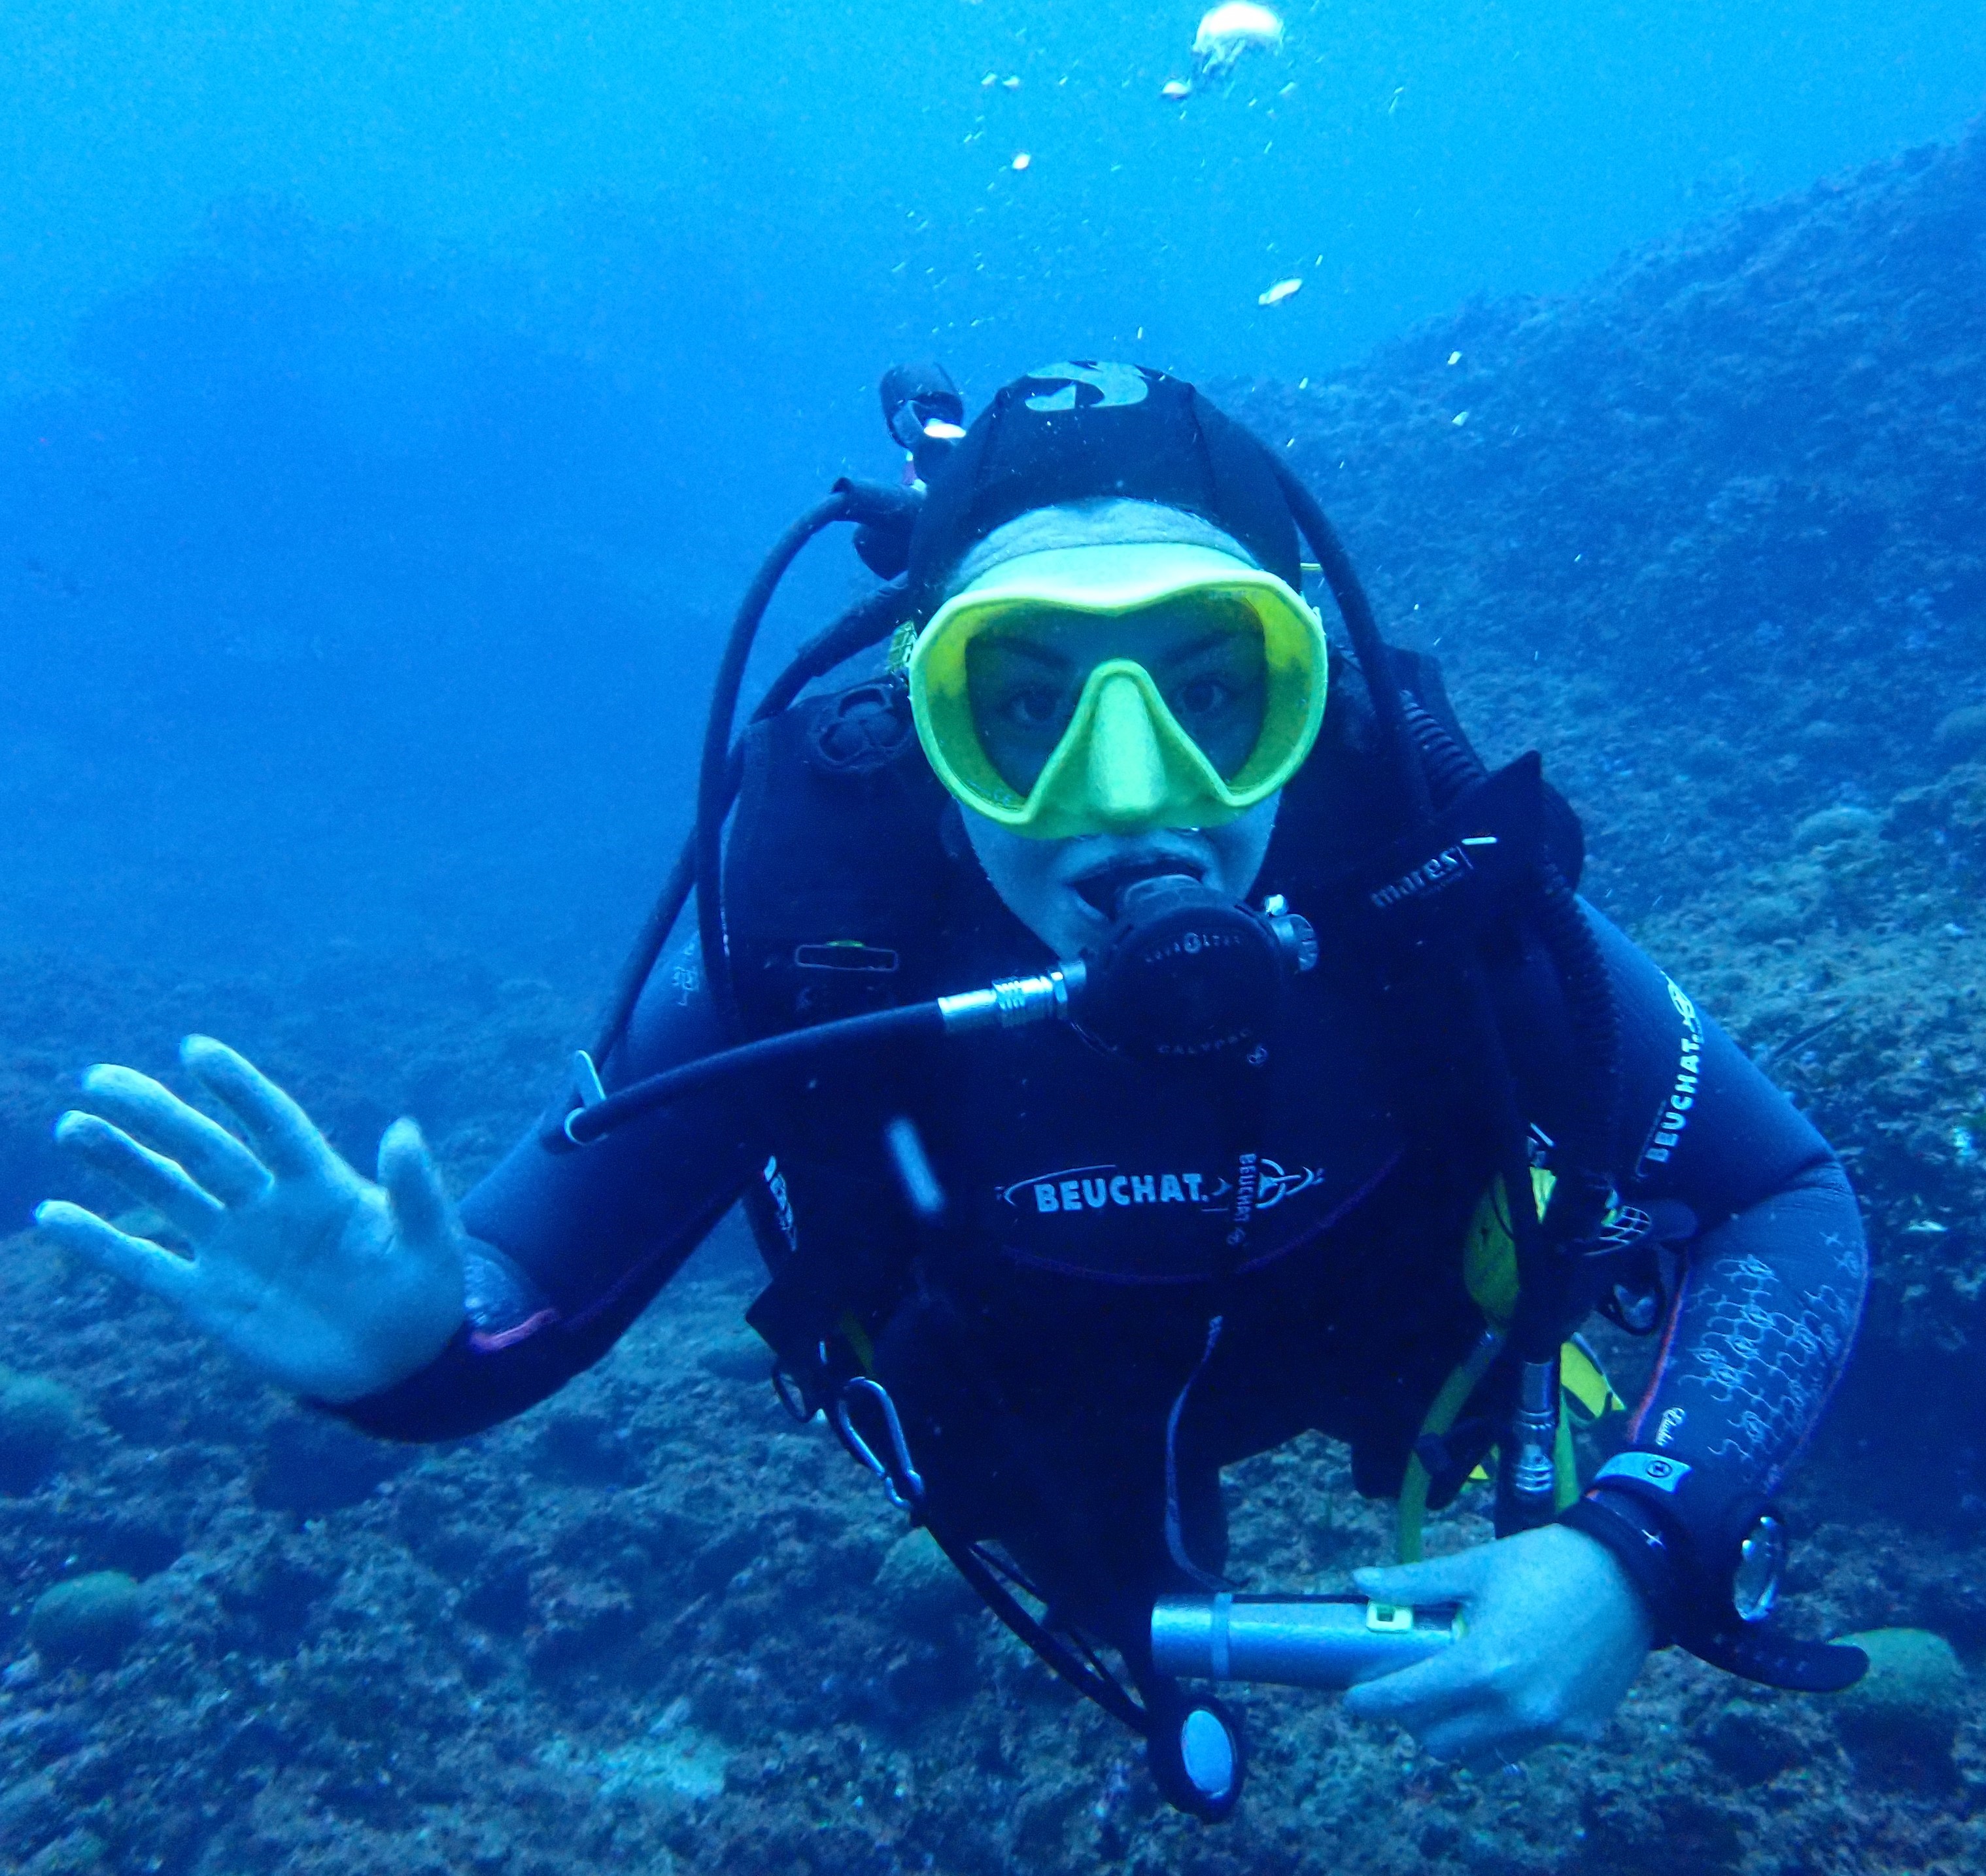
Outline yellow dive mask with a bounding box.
[907,543,1329,840]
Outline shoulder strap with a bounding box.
[723,675,957,1038]
[1269,642,1584,894]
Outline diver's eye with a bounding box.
[998,683,1067,730]
[1172,675,1234,719]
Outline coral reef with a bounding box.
[27,1572,144,1669]
[0,1366,80,1495]
[1832,1628,1966,1756]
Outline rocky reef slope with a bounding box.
[1231,116,1986,1509]
[2,122,1983,1876]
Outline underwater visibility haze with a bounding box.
[3,3,1986,1873]
[6,0,1983,971]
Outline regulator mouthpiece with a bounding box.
[1076,877,1315,1062]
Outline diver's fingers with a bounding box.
[52,1113,226,1242]
[33,1201,198,1306]
[78,1064,270,1206]
[1418,1706,1554,1767]
[1340,1639,1485,1728]
[377,1119,455,1255]
[179,1036,339,1185]
[1354,1550,1490,1608]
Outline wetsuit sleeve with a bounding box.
[1515,908,1867,1635]
[330,939,762,1441]
[1583,909,1866,1508]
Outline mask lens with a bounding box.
[908,545,1329,841]
[964,592,1269,796]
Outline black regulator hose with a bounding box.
[1267,451,1621,1245]
[1398,698,1622,1531]
[1267,452,1583,1522]
[696,492,859,1039]
[564,1001,946,1149]
[589,560,910,1068]
[1267,454,1431,826]
[1405,700,1622,1526]
[556,965,1078,1151]
[747,578,911,725]
[1403,700,1486,808]
[1403,700,1621,1244]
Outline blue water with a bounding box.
[3,1,1983,975]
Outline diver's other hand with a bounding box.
[36,1037,465,1403]
[1343,1526,1654,1764]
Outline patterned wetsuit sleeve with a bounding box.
[1584,910,1867,1516]
[330,940,761,1441]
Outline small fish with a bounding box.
[1011,152,1032,171]
[1447,350,1462,366]
[1258,277,1303,306]
[1161,78,1192,99]
[1002,75,1021,90]
[922,419,968,441]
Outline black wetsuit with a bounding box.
[338,716,1867,1663]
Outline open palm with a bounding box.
[36,1036,464,1403]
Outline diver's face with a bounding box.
[961,793,1282,961]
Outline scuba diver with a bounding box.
[37,362,1868,1821]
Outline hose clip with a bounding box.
[833,1376,926,1513]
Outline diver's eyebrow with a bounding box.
[1149,629,1249,665]
[974,634,1071,669]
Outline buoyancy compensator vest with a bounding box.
[722,642,1590,1360]
[704,627,1608,1826]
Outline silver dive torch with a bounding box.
[1152,1594,1461,1690]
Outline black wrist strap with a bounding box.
[1562,1488,1868,1693]
[1559,1487,1684,1645]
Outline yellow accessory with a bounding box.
[885,619,919,674]
[907,543,1329,840]
[1395,1165,1628,1563]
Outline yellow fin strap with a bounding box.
[1553,1405,1581,1512]
[838,1310,878,1378]
[1399,1166,1626,1561]
[1397,1329,1503,1564]
[1562,1335,1626,1422]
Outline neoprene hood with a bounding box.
[904,362,1304,617]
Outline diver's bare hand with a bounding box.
[1343,1526,1654,1764]
[36,1036,464,1403]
